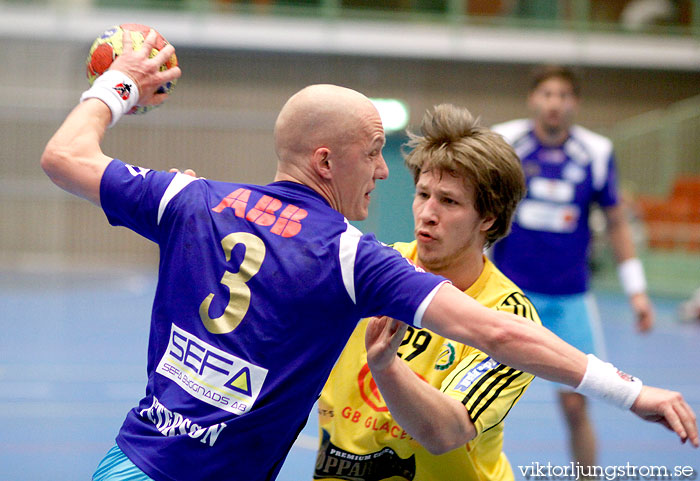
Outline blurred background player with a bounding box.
[314,104,541,481]
[491,65,656,469]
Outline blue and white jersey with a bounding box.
[491,119,619,295]
[100,159,447,481]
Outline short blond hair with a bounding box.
[404,104,525,247]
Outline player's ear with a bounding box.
[312,147,333,180]
[480,214,496,233]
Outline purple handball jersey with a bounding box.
[99,159,447,481]
[491,119,619,295]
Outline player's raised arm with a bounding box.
[421,283,699,447]
[40,28,181,206]
[40,96,112,206]
[365,316,477,454]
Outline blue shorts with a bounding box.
[523,290,607,390]
[93,445,154,481]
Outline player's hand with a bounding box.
[365,316,407,372]
[631,385,698,447]
[630,292,654,332]
[110,28,181,107]
[169,168,198,177]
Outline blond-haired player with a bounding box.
[315,104,539,481]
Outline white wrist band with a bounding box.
[575,354,643,410]
[80,70,139,128]
[617,257,647,296]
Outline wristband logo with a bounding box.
[113,82,132,101]
[616,369,636,383]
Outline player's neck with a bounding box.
[418,249,485,293]
[533,123,569,147]
[274,166,337,211]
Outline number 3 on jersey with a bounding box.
[199,232,266,334]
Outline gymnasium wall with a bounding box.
[1,37,699,268]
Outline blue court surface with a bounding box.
[1,268,698,480]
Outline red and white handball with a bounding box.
[85,23,178,114]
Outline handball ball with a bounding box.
[86,24,178,114]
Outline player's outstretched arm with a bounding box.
[421,283,699,447]
[365,316,477,454]
[423,283,586,385]
[40,28,181,206]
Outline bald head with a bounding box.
[273,84,378,167]
[272,84,388,220]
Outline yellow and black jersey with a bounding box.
[315,241,541,481]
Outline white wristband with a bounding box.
[617,257,647,296]
[575,354,643,410]
[80,70,139,128]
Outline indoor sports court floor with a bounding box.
[1,268,698,480]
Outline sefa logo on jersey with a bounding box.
[156,324,268,415]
